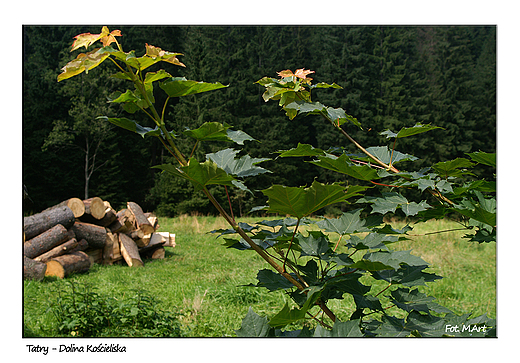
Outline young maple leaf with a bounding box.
[294,68,314,80]
[145,44,185,67]
[71,26,121,51]
[277,70,295,78]
[100,29,121,47]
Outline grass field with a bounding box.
[23,215,496,337]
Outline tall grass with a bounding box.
[23,216,496,337]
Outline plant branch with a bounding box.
[201,187,306,292]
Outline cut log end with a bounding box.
[45,251,91,278]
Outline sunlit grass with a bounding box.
[23,215,496,337]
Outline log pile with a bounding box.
[23,197,176,280]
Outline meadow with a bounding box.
[23,215,496,337]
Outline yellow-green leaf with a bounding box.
[57,48,109,82]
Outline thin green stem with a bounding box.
[161,96,171,123]
[189,140,199,159]
[283,218,301,273]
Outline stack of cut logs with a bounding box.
[23,197,175,281]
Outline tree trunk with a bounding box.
[83,197,106,220]
[24,256,47,281]
[42,198,85,218]
[45,251,91,278]
[24,224,74,259]
[119,233,143,267]
[34,238,79,263]
[127,202,155,235]
[70,221,107,249]
[24,206,75,240]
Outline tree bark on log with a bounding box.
[102,231,117,265]
[83,197,106,220]
[34,238,78,263]
[145,213,159,230]
[42,198,85,218]
[112,234,122,262]
[150,247,165,259]
[24,206,75,240]
[70,221,107,249]
[24,256,47,281]
[108,209,133,233]
[69,238,89,253]
[127,202,155,235]
[85,249,103,264]
[45,251,91,278]
[119,233,143,267]
[24,224,74,259]
[140,246,165,260]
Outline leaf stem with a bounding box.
[375,283,392,297]
[283,218,301,273]
[224,186,235,223]
[201,187,306,291]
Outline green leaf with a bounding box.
[466,151,496,168]
[373,265,442,287]
[400,200,431,216]
[235,308,271,337]
[376,315,411,337]
[268,286,322,328]
[326,107,362,128]
[98,116,163,138]
[316,209,370,235]
[433,158,476,178]
[310,154,381,181]
[262,180,351,219]
[309,82,343,89]
[99,46,184,71]
[358,192,430,216]
[348,259,395,271]
[356,146,418,165]
[358,192,407,214]
[390,288,452,314]
[345,233,397,251]
[282,102,362,128]
[314,320,363,337]
[144,69,172,84]
[160,77,228,97]
[364,250,428,270]
[57,48,110,82]
[153,158,236,191]
[353,294,384,312]
[254,269,295,291]
[206,149,270,178]
[226,129,256,145]
[380,123,443,139]
[183,122,231,142]
[405,311,448,337]
[298,231,330,257]
[323,274,371,296]
[452,205,496,228]
[277,143,326,157]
